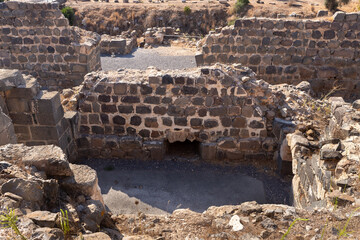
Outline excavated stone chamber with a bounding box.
[77,64,284,163]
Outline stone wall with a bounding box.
[196,12,360,99]
[288,97,360,208]
[0,69,78,161]
[0,1,101,90]
[100,34,137,55]
[77,64,282,161]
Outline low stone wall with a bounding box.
[0,69,77,161]
[196,12,360,99]
[0,1,101,90]
[100,34,137,55]
[77,64,284,161]
[288,97,360,208]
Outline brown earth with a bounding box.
[68,0,360,36]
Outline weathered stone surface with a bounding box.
[31,227,64,240]
[61,164,103,203]
[320,143,342,160]
[0,69,25,91]
[1,178,43,202]
[26,211,58,228]
[78,232,111,240]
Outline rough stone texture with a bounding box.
[100,34,137,55]
[0,144,72,177]
[289,96,360,209]
[0,73,78,160]
[197,16,360,99]
[79,232,111,240]
[26,211,58,228]
[1,178,44,203]
[77,64,283,161]
[61,164,104,204]
[0,69,26,91]
[0,1,101,90]
[0,106,16,146]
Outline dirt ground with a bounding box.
[70,0,359,19]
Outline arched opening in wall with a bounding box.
[165,139,200,160]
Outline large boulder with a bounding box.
[0,69,25,91]
[0,144,72,177]
[1,178,43,202]
[61,164,103,203]
[81,199,106,232]
[0,107,16,146]
[21,145,72,177]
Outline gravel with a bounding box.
[100,47,197,71]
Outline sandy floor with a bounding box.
[82,158,291,215]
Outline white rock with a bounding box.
[229,215,243,231]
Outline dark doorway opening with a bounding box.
[165,140,200,159]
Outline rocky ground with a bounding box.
[69,0,360,37]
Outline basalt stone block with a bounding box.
[209,107,227,116]
[100,114,109,124]
[232,117,246,128]
[239,139,261,151]
[140,85,153,95]
[118,105,133,114]
[98,95,110,102]
[121,96,140,103]
[153,106,167,115]
[324,30,335,39]
[139,129,150,138]
[204,119,219,128]
[190,118,202,127]
[101,104,117,113]
[174,117,187,126]
[200,142,217,161]
[130,116,141,126]
[30,126,59,141]
[221,117,232,127]
[144,96,160,104]
[136,106,151,114]
[182,86,198,95]
[9,112,33,125]
[144,141,165,160]
[145,117,158,128]
[249,55,261,65]
[91,126,104,135]
[114,83,127,95]
[162,117,172,126]
[113,116,125,125]
[156,87,166,95]
[192,97,204,105]
[162,75,173,84]
[249,120,265,128]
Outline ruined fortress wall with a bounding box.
[0,69,78,160]
[196,13,360,99]
[0,1,101,90]
[77,65,279,161]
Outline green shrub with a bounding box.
[61,6,75,26]
[325,0,351,11]
[234,0,250,14]
[325,0,338,11]
[184,6,191,15]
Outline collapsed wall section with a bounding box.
[77,65,281,161]
[0,1,101,90]
[0,69,77,160]
[196,13,360,99]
